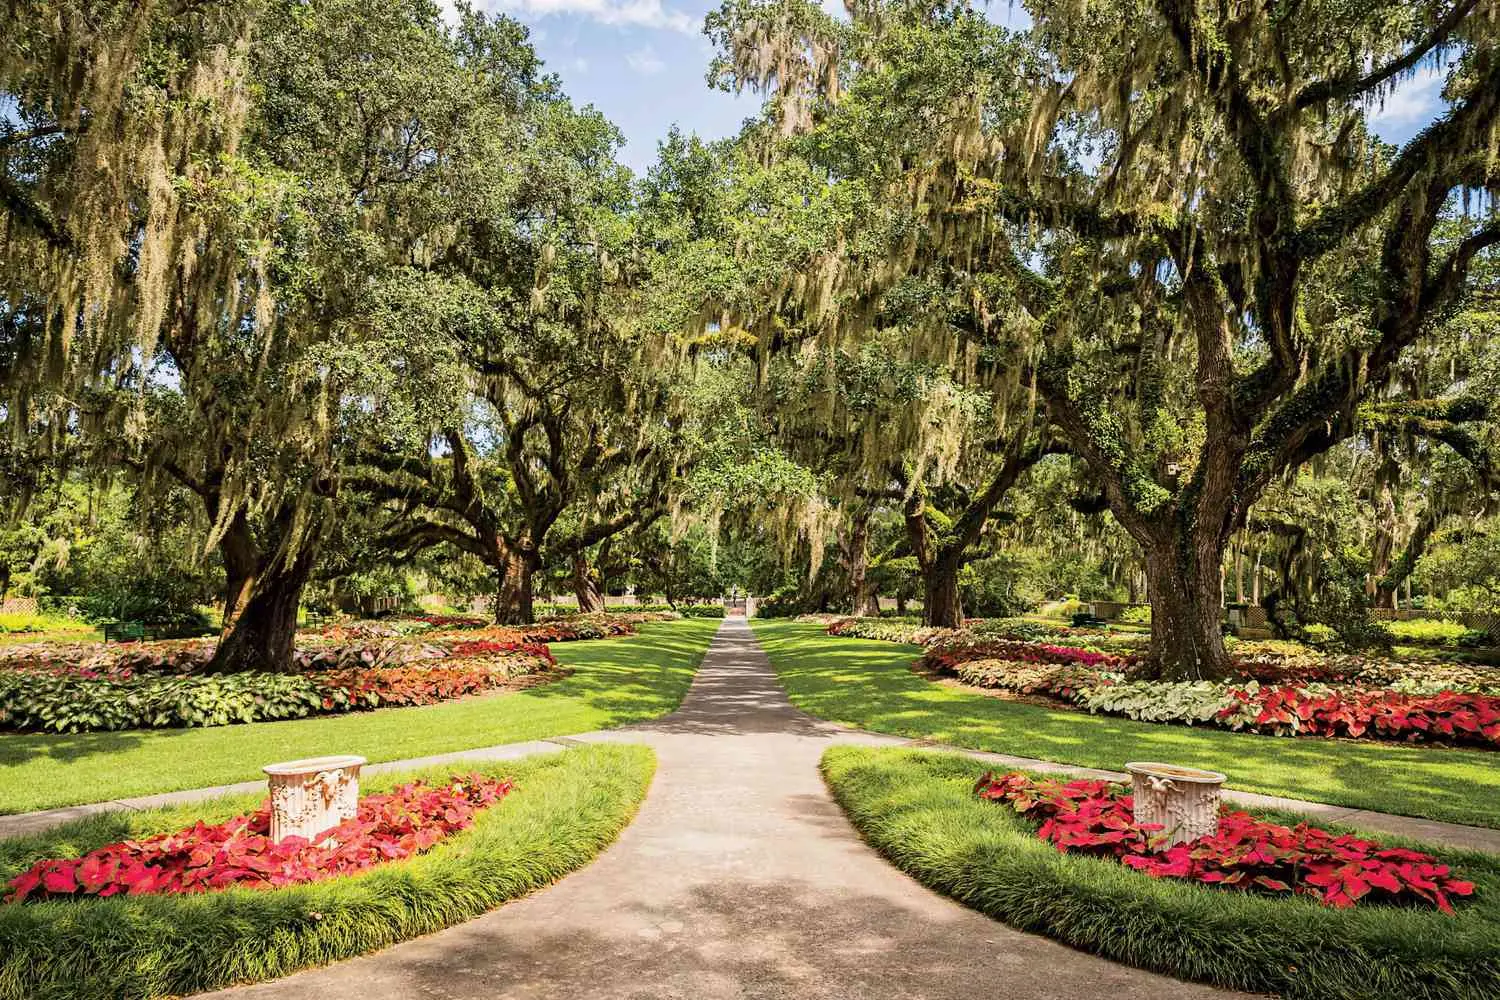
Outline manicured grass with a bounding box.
[822,745,1500,1000]
[0,743,654,1000]
[0,618,716,814]
[753,620,1500,829]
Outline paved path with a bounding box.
[204,618,1240,999]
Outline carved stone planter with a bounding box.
[263,755,367,844]
[1126,761,1226,848]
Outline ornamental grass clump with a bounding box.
[6,773,514,903]
[974,770,1475,912]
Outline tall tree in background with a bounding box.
[710,0,1500,675]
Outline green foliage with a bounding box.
[822,747,1500,1000]
[1386,618,1479,647]
[0,671,322,733]
[0,744,655,1000]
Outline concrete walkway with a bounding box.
[203,616,1242,999]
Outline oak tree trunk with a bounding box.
[496,544,539,625]
[572,552,606,614]
[847,510,881,617]
[1141,539,1233,680]
[922,553,964,628]
[206,548,316,673]
[219,512,260,630]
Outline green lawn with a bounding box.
[0,617,717,815]
[753,620,1500,829]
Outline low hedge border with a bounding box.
[0,743,655,1000]
[821,745,1500,1000]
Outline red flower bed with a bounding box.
[6,774,513,902]
[315,663,537,709]
[974,771,1475,911]
[1222,686,1500,746]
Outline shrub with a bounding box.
[8,773,513,902]
[974,770,1474,911]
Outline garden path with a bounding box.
[201,617,1243,999]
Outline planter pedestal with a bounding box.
[1126,761,1226,847]
[263,755,367,844]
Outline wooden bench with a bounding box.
[102,620,149,643]
[1070,613,1109,629]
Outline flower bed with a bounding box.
[823,616,1498,692]
[926,635,1133,671]
[945,657,1500,748]
[974,770,1474,911]
[7,773,513,902]
[822,746,1500,1000]
[0,745,655,1000]
[0,640,557,733]
[820,615,1141,650]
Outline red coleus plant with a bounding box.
[314,663,535,710]
[450,639,556,665]
[411,615,488,628]
[6,773,513,903]
[1222,686,1500,747]
[974,771,1475,912]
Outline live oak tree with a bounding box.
[4,0,565,668]
[347,87,711,624]
[711,0,1500,676]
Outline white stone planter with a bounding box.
[263,755,367,844]
[1125,761,1226,848]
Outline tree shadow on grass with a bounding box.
[0,726,150,770]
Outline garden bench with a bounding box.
[102,621,149,643]
[1070,613,1109,629]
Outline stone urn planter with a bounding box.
[263,755,367,844]
[1125,761,1226,848]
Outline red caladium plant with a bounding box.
[974,771,1476,912]
[5,773,513,903]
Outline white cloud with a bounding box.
[626,47,666,74]
[1366,63,1447,130]
[572,56,590,73]
[485,0,696,34]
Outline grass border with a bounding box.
[0,743,654,1000]
[821,745,1500,1000]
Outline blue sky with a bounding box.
[460,0,1447,175]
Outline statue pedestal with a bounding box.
[1126,761,1226,847]
[263,755,367,844]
